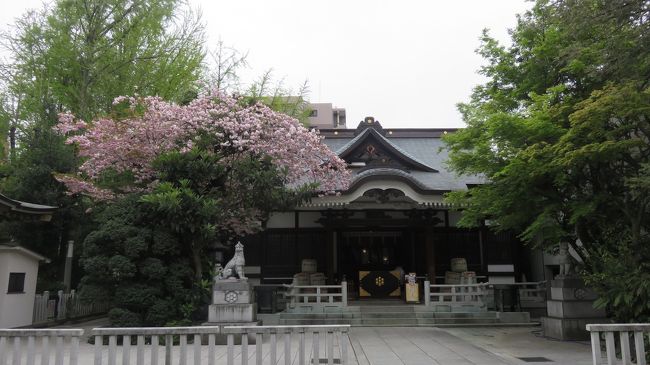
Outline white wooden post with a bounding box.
[341,281,348,306]
[424,281,430,306]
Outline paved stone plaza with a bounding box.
[349,327,591,365]
[52,319,593,364]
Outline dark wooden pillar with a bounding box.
[410,229,416,273]
[326,228,335,283]
[261,229,268,283]
[479,225,486,274]
[424,225,436,282]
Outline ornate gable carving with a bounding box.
[349,140,402,170]
[339,120,437,173]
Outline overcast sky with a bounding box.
[0,0,532,128]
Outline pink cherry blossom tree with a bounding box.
[56,91,350,198]
[56,91,349,279]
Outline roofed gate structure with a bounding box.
[242,117,529,300]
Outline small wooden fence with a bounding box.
[0,328,84,365]
[222,325,349,365]
[424,281,489,311]
[587,324,650,365]
[283,282,347,312]
[34,290,111,324]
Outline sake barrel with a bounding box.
[301,259,317,273]
[444,271,461,284]
[450,257,468,273]
[462,271,476,278]
[310,272,327,286]
[293,272,309,286]
[461,271,476,284]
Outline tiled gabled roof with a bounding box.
[320,119,484,193]
[335,128,438,172]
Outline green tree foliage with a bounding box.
[2,0,204,123]
[78,120,320,326]
[444,0,650,320]
[0,0,205,284]
[78,195,199,326]
[141,134,314,281]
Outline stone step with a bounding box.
[432,312,498,319]
[280,311,498,319]
[358,306,417,313]
[280,312,434,319]
[432,318,499,325]
[279,317,503,326]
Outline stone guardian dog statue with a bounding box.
[217,241,246,280]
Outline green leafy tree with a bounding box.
[0,0,205,278]
[444,0,650,320]
[141,134,315,281]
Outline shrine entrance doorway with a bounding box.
[338,230,414,299]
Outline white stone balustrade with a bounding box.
[222,325,350,365]
[0,325,351,365]
[91,326,222,365]
[283,282,347,312]
[587,324,650,365]
[0,328,84,365]
[515,281,547,304]
[424,281,489,311]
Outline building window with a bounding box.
[7,272,26,293]
[309,109,318,117]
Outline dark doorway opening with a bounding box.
[338,230,413,298]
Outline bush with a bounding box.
[583,238,650,322]
[108,308,142,327]
[78,196,196,327]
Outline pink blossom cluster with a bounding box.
[53,174,115,200]
[55,91,350,199]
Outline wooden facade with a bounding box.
[237,118,527,293]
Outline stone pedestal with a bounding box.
[542,277,606,340]
[204,280,260,343]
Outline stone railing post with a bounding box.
[424,281,431,306]
[341,281,348,306]
[57,290,66,320]
[43,291,50,322]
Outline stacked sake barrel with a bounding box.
[445,258,476,284]
[292,259,327,286]
[291,259,327,303]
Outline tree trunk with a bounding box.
[191,243,203,282]
[9,126,16,161]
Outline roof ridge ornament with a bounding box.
[354,116,385,136]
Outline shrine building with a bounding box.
[241,116,546,298]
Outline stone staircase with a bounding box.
[278,305,532,327]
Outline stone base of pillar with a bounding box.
[542,277,606,341]
[204,279,261,344]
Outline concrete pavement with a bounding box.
[45,320,593,364]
